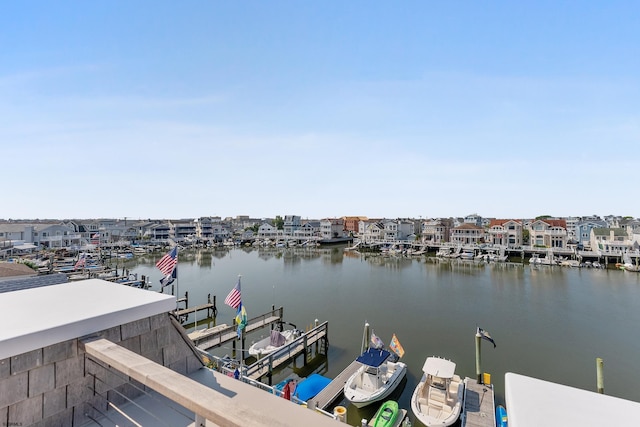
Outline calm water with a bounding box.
[123,246,640,423]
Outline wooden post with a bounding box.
[314,318,319,353]
[596,357,604,394]
[475,332,482,383]
[362,322,370,355]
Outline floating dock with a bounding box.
[188,307,283,350]
[311,359,362,410]
[461,377,496,427]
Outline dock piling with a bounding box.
[475,332,482,383]
[596,357,604,394]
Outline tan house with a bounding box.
[487,219,523,248]
[450,223,484,245]
[529,219,568,248]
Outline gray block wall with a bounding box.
[0,313,203,426]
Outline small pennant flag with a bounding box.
[370,331,384,349]
[477,327,496,348]
[389,334,405,358]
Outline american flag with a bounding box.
[224,277,242,309]
[91,233,100,245]
[156,247,178,276]
[75,254,86,269]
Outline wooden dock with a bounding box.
[461,378,496,427]
[175,303,216,318]
[189,307,283,351]
[245,321,328,380]
[311,359,362,410]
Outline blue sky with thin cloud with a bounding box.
[2,1,638,220]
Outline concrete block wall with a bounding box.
[0,313,203,426]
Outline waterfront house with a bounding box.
[359,220,384,244]
[294,220,321,240]
[421,218,452,245]
[575,219,607,249]
[529,219,568,248]
[170,219,197,242]
[258,222,279,240]
[343,216,367,235]
[450,223,485,246]
[320,218,346,240]
[148,222,171,242]
[590,228,633,255]
[283,215,302,236]
[486,219,523,248]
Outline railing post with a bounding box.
[194,413,206,427]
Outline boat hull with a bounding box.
[496,404,508,427]
[410,357,464,427]
[248,329,299,357]
[370,400,400,427]
[344,362,407,408]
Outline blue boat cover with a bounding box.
[356,348,391,367]
[294,374,331,401]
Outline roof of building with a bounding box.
[593,228,627,236]
[454,223,484,230]
[0,272,68,293]
[0,279,175,359]
[489,219,522,227]
[0,261,38,278]
[505,372,640,427]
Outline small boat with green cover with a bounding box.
[368,400,404,427]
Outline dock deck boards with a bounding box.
[461,378,496,427]
[174,303,215,317]
[312,359,362,410]
[246,329,327,379]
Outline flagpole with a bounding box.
[475,329,482,383]
[175,247,179,309]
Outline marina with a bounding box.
[127,245,640,425]
[3,242,640,426]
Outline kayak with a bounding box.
[371,400,399,427]
[496,404,508,427]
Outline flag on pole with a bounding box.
[159,265,177,288]
[235,303,247,337]
[477,327,496,348]
[225,277,243,309]
[74,253,86,269]
[156,247,178,276]
[370,330,384,349]
[91,233,100,246]
[225,277,247,337]
[389,334,405,358]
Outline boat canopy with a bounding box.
[270,329,285,347]
[422,357,456,378]
[356,348,391,367]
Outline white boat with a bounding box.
[459,249,475,260]
[248,328,301,357]
[343,348,407,408]
[410,356,465,427]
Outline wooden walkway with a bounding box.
[175,303,215,317]
[189,307,283,351]
[311,359,362,410]
[461,378,495,427]
[245,321,328,380]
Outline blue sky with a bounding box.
[2,2,638,220]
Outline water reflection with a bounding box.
[125,246,640,420]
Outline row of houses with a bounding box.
[1,214,639,256]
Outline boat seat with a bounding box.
[428,385,453,414]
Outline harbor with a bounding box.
[3,243,640,426]
[131,245,640,424]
